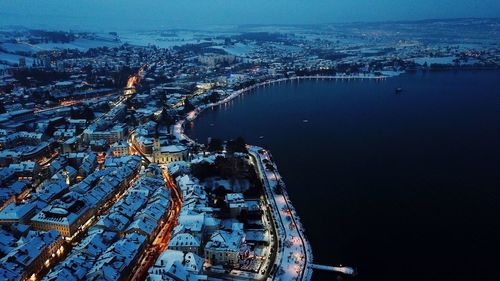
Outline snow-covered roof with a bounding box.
[205,228,245,252]
[168,233,200,248]
[147,250,205,280]
[85,233,146,280]
[178,212,204,233]
[160,144,187,153]
[0,230,61,279]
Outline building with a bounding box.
[85,233,146,281]
[135,136,154,154]
[0,201,38,225]
[198,54,237,66]
[30,192,95,237]
[95,165,169,240]
[31,157,141,237]
[111,140,129,156]
[204,223,247,267]
[153,144,188,164]
[61,137,80,154]
[225,193,248,217]
[0,132,43,149]
[0,180,31,209]
[168,233,201,254]
[42,228,117,281]
[147,250,206,281]
[0,230,64,281]
[9,161,40,180]
[83,123,127,145]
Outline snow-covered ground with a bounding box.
[210,42,256,56]
[0,37,120,53]
[413,56,456,65]
[34,38,120,51]
[118,30,230,48]
[249,146,313,281]
[202,176,251,193]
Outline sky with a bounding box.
[0,0,499,31]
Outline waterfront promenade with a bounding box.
[170,74,397,280]
[173,72,401,143]
[170,73,401,280]
[249,146,313,281]
[173,114,314,280]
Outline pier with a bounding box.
[311,264,356,275]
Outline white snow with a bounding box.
[211,42,256,56]
[248,146,313,281]
[33,38,120,51]
[413,56,456,65]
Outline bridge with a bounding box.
[311,264,356,276]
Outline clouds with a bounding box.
[0,0,498,31]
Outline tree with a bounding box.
[158,107,176,126]
[238,209,249,224]
[214,155,249,179]
[127,114,138,127]
[70,107,77,119]
[45,122,57,136]
[81,107,95,121]
[183,97,195,113]
[213,186,229,211]
[191,161,217,180]
[244,166,263,198]
[226,137,247,153]
[207,138,223,152]
[265,163,275,172]
[206,92,221,104]
[113,66,133,88]
[273,182,283,194]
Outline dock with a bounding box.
[311,264,356,275]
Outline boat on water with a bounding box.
[303,119,309,123]
[395,87,403,94]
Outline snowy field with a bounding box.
[413,56,456,65]
[119,30,232,48]
[0,37,120,53]
[210,42,256,56]
[34,38,120,51]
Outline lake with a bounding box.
[186,71,500,281]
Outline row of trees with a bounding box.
[191,153,263,199]
[207,137,247,154]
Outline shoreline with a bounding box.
[171,73,402,279]
[248,146,314,280]
[173,72,403,142]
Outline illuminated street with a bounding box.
[0,6,497,281]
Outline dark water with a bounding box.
[186,71,500,281]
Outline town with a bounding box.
[0,18,499,281]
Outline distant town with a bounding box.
[0,18,498,281]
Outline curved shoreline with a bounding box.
[172,73,401,280]
[173,72,402,142]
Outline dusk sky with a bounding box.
[0,0,499,31]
